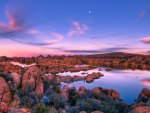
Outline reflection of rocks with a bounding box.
[141,79,150,87]
[133,106,150,113]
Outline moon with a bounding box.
[88,10,92,14]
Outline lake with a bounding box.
[57,67,150,104]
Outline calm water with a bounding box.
[57,68,150,104]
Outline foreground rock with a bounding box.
[0,77,12,104]
[10,72,21,88]
[133,106,150,113]
[107,89,120,100]
[0,102,8,113]
[22,66,43,95]
[92,87,101,94]
[91,111,104,113]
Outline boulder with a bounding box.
[133,106,150,113]
[86,76,93,83]
[8,108,30,113]
[108,89,120,100]
[91,111,104,113]
[0,102,8,113]
[0,77,12,104]
[92,87,101,94]
[63,85,70,92]
[139,88,150,98]
[10,73,21,88]
[78,86,86,95]
[80,111,87,113]
[22,66,43,95]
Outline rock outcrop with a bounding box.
[0,77,12,104]
[133,106,150,113]
[22,66,43,95]
[0,102,8,113]
[10,73,21,88]
[139,88,150,98]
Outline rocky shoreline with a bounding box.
[0,65,149,113]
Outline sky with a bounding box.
[0,0,150,57]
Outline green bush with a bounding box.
[67,88,80,106]
[34,106,49,113]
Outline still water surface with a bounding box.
[57,68,150,104]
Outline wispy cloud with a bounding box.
[0,7,64,46]
[67,20,89,37]
[140,36,150,44]
[64,47,128,54]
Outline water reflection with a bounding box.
[141,79,150,87]
[58,68,150,104]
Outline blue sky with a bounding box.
[0,0,150,56]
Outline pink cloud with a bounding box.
[140,36,150,44]
[67,21,89,37]
[44,32,64,43]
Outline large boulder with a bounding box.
[22,66,43,95]
[0,77,12,104]
[10,73,21,88]
[0,102,8,113]
[133,106,150,113]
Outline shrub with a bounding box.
[34,106,49,113]
[67,88,80,106]
[44,80,61,93]
[19,87,40,108]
